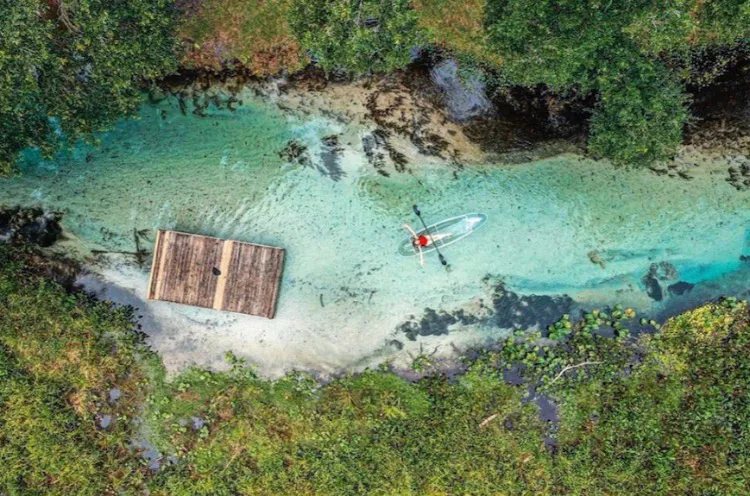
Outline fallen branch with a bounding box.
[549,361,603,385]
[479,413,499,429]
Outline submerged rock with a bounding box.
[642,261,679,301]
[668,281,695,296]
[648,262,678,281]
[487,281,574,330]
[430,59,491,122]
[642,273,663,301]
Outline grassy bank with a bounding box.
[1,244,748,494]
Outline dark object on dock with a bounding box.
[147,230,285,319]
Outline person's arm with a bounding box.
[403,224,424,266]
[403,223,418,238]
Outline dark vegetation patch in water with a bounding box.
[279,135,345,181]
[361,128,408,176]
[398,279,575,341]
[319,135,345,181]
[641,262,679,302]
[0,207,63,247]
[398,308,480,341]
[487,281,575,330]
[727,159,750,191]
[279,139,312,167]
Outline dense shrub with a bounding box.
[412,0,501,66]
[1,245,749,494]
[483,0,750,166]
[0,247,159,494]
[288,0,424,75]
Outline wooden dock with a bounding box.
[147,230,284,319]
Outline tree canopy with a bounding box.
[483,0,750,165]
[288,0,423,75]
[0,0,178,175]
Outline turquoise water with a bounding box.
[3,92,750,372]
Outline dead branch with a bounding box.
[549,361,603,385]
[479,413,499,428]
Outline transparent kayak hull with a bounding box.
[398,213,488,256]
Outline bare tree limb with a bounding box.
[479,413,499,428]
[549,361,603,385]
[55,0,80,33]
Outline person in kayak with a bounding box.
[404,224,452,266]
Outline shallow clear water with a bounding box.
[3,92,750,373]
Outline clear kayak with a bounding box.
[398,213,487,256]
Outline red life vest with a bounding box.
[418,235,429,247]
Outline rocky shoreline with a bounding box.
[0,207,79,289]
[150,51,750,181]
[151,53,591,172]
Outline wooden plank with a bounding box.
[212,239,233,310]
[147,229,284,318]
[265,249,284,318]
[147,229,165,300]
[155,231,222,308]
[221,243,285,318]
[152,230,171,301]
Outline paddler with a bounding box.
[404,224,426,266]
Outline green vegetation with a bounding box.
[483,0,750,165]
[288,0,424,75]
[0,0,178,175]
[0,247,160,494]
[179,0,304,74]
[3,0,750,172]
[412,0,499,66]
[2,244,749,494]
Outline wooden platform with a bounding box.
[147,230,284,319]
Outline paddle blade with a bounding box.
[412,204,421,216]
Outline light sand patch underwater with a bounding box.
[3,92,750,376]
